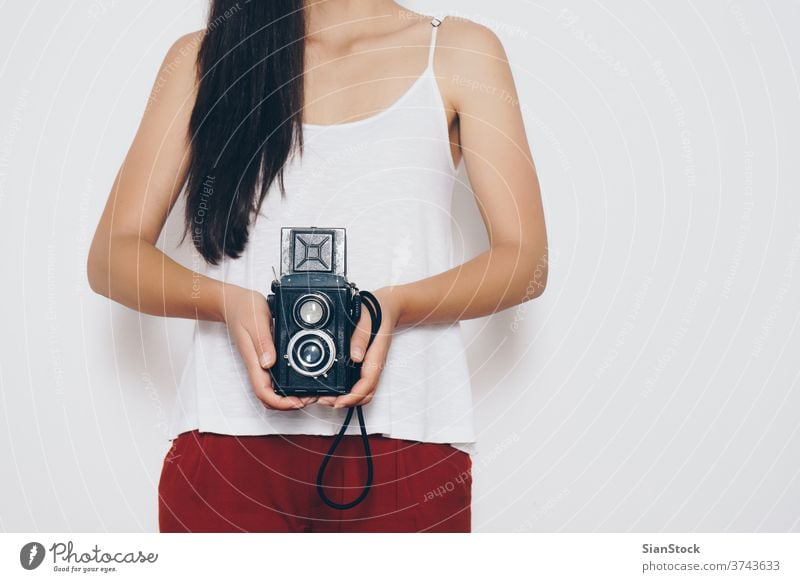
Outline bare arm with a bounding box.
[87,32,227,320]
[336,20,548,407]
[87,32,311,410]
[390,20,548,327]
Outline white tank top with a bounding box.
[168,16,477,455]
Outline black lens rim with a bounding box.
[286,329,336,377]
[293,292,331,329]
[297,337,324,367]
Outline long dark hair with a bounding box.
[184,0,306,264]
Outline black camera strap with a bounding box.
[315,290,382,510]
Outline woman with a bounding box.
[88,0,547,533]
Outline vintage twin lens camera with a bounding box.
[267,227,360,396]
[267,227,381,510]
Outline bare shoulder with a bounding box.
[158,30,204,81]
[167,30,204,61]
[438,16,506,58]
[143,30,204,114]
[434,17,512,111]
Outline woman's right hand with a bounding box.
[222,286,317,410]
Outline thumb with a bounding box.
[244,318,275,369]
[350,311,372,363]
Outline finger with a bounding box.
[243,294,277,369]
[333,376,376,408]
[316,396,337,407]
[349,306,373,363]
[334,340,386,408]
[235,326,306,411]
[333,358,381,408]
[262,389,307,410]
[231,325,277,403]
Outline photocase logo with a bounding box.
[20,542,46,570]
[16,540,158,574]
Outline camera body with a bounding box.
[267,227,359,396]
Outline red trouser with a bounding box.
[158,429,472,532]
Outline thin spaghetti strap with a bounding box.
[428,16,445,69]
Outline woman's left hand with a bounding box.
[317,286,404,408]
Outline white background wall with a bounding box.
[1,0,799,532]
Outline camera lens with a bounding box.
[293,293,330,328]
[286,330,336,378]
[298,339,323,366]
[299,299,324,326]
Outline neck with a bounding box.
[304,0,400,38]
